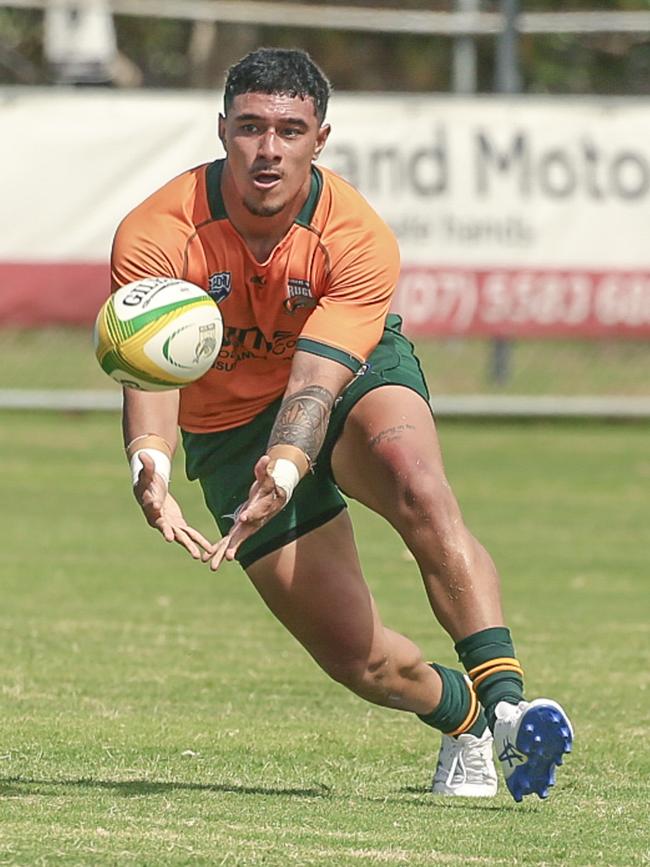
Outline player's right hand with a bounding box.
[133,451,215,560]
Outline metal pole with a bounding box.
[452,0,479,94]
[496,0,521,94]
[490,0,520,386]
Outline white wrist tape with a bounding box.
[269,457,300,502]
[130,448,171,487]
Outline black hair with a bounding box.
[223,48,331,123]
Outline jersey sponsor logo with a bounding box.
[208,271,232,303]
[284,277,316,313]
[212,324,298,371]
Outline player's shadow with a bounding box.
[1,778,542,810]
[0,776,331,799]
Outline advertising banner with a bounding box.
[1,89,649,334]
[325,95,650,337]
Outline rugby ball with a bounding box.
[94,277,223,390]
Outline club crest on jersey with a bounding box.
[284,277,316,314]
[208,271,232,303]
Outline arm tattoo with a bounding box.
[368,424,416,448]
[268,385,336,464]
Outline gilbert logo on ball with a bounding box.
[94,277,223,390]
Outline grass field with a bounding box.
[1,411,649,865]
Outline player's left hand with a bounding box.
[208,455,286,571]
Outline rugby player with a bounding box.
[112,47,573,801]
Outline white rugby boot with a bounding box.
[431,727,498,797]
[493,698,574,803]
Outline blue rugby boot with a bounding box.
[493,699,573,803]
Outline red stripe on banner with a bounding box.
[2,261,650,337]
[394,266,650,338]
[0,262,110,326]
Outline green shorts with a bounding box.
[182,314,430,569]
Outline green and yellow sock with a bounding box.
[455,626,525,730]
[417,663,487,738]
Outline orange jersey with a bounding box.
[111,161,400,432]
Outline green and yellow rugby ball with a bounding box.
[94,277,223,391]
